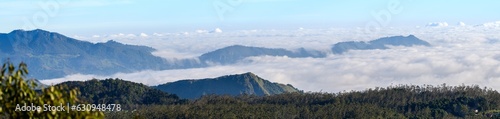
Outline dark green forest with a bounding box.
[56,79,187,107]
[62,79,500,118]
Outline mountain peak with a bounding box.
[9,29,53,35]
[242,72,257,77]
[219,72,262,82]
[6,29,68,42]
[105,40,122,44]
[154,72,300,99]
[225,45,247,49]
[31,29,51,33]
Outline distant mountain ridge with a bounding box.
[199,45,326,65]
[0,29,179,79]
[0,29,324,79]
[204,35,431,63]
[1,29,431,80]
[331,35,431,54]
[154,72,300,99]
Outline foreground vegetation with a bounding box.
[2,62,500,118]
[0,62,103,118]
[56,79,187,108]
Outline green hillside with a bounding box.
[56,78,186,107]
[111,84,500,119]
[154,72,301,99]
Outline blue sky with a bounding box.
[1,0,499,35]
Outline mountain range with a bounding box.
[331,35,431,54]
[199,45,326,65]
[0,29,200,79]
[154,72,300,99]
[0,29,431,79]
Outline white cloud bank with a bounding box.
[42,21,500,93]
[480,21,500,27]
[426,22,449,27]
[458,22,466,26]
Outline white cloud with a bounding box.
[126,34,136,37]
[140,33,148,37]
[479,21,500,27]
[458,22,466,26]
[196,30,208,34]
[151,49,199,60]
[210,28,223,33]
[152,33,163,37]
[426,22,449,27]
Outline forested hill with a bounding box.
[44,77,500,118]
[55,78,186,106]
[105,84,500,118]
[154,72,300,99]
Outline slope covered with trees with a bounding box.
[0,62,103,118]
[109,84,500,118]
[3,61,500,118]
[56,78,186,107]
[154,72,301,99]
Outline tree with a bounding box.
[0,62,104,118]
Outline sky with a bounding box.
[1,0,500,35]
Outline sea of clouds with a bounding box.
[42,22,500,92]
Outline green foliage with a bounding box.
[0,62,104,118]
[2,61,499,118]
[56,78,186,108]
[107,84,500,119]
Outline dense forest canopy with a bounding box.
[84,79,499,118]
[0,62,103,118]
[55,78,187,107]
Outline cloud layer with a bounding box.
[43,24,500,93]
